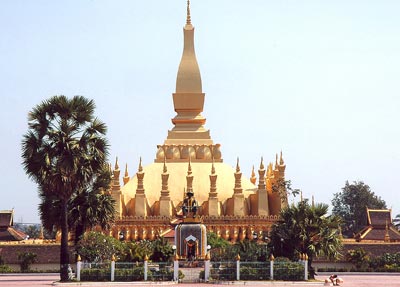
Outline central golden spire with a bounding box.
[165,0,213,145]
[156,0,222,163]
[176,0,201,93]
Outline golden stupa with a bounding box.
[108,1,287,242]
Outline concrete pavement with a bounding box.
[1,273,400,287]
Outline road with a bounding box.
[0,273,399,286]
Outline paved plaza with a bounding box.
[0,273,399,287]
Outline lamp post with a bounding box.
[172,245,177,256]
[119,231,124,241]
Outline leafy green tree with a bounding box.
[122,241,148,262]
[393,214,400,230]
[232,240,266,262]
[207,232,229,249]
[270,200,342,279]
[18,252,37,272]
[332,181,386,237]
[22,95,109,281]
[76,231,125,262]
[346,248,370,270]
[14,224,41,239]
[150,237,174,262]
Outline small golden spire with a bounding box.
[275,153,278,168]
[163,156,167,173]
[138,157,143,172]
[268,162,273,176]
[124,163,129,177]
[236,157,240,172]
[115,157,119,170]
[250,165,256,185]
[260,157,264,170]
[211,159,215,174]
[186,0,191,25]
[279,150,285,165]
[123,163,130,185]
[188,157,192,175]
[77,254,81,262]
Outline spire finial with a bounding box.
[115,157,119,170]
[163,156,167,173]
[138,157,143,172]
[124,163,129,177]
[186,0,191,25]
[250,165,256,185]
[188,157,192,174]
[279,150,285,165]
[236,157,240,172]
[260,157,264,170]
[123,163,130,185]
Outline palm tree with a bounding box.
[270,200,342,279]
[22,95,108,281]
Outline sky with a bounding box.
[1,0,399,224]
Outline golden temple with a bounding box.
[108,1,288,242]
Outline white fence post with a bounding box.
[204,252,210,281]
[270,254,274,280]
[76,255,81,281]
[236,254,240,281]
[144,255,148,281]
[111,255,115,281]
[304,253,308,281]
[173,254,179,282]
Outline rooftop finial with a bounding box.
[187,157,192,175]
[163,156,167,173]
[186,0,192,25]
[124,163,129,177]
[115,157,119,170]
[279,150,285,165]
[260,157,265,170]
[138,157,143,172]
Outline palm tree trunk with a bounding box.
[60,199,70,281]
[74,223,85,245]
[308,255,315,279]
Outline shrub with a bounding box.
[0,265,13,273]
[17,252,37,272]
[80,268,111,281]
[114,266,150,281]
[274,261,304,281]
[346,248,370,270]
